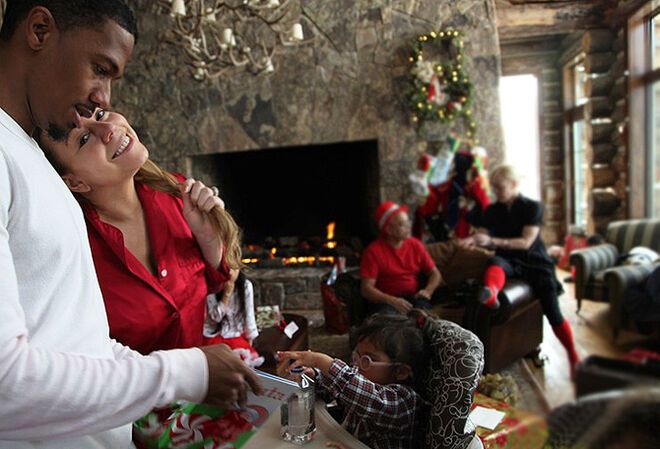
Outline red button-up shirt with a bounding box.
[81,181,229,354]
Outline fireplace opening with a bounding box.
[191,140,379,266]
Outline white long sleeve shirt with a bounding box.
[0,107,208,448]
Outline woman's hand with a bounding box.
[180,178,225,267]
[278,350,334,376]
[458,235,476,247]
[473,233,492,247]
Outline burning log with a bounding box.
[259,258,285,268]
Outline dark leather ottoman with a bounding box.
[252,313,309,374]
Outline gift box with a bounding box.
[134,371,299,449]
[134,402,265,449]
[471,393,547,449]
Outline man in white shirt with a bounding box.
[0,1,260,447]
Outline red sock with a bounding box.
[483,265,506,308]
[552,319,580,378]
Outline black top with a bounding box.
[481,194,554,267]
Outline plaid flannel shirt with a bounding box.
[317,359,425,449]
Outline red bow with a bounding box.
[275,319,288,332]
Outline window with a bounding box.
[499,74,541,200]
[629,2,660,217]
[563,56,589,230]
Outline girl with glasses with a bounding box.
[279,311,430,449]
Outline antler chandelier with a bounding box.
[156,0,311,81]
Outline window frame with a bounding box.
[563,54,589,230]
[628,1,660,217]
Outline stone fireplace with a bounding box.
[190,140,380,309]
[110,0,505,310]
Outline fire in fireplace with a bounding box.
[240,221,357,268]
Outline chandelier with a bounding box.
[156,0,312,81]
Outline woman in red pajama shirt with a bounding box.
[40,109,242,354]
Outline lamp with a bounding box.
[156,0,312,81]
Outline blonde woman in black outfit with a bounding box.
[460,164,579,378]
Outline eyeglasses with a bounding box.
[351,351,399,371]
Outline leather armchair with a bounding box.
[604,263,659,337]
[570,219,660,337]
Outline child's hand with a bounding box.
[301,366,316,379]
[278,350,334,376]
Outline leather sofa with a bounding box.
[427,240,544,373]
[330,239,544,373]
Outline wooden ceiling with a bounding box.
[495,0,635,41]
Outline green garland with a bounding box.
[407,29,476,140]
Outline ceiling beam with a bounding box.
[506,0,584,4]
[495,0,618,40]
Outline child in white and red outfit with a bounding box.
[204,269,264,368]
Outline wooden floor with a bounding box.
[526,269,660,410]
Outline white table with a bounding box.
[243,401,371,449]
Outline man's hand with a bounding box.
[390,297,413,314]
[200,344,262,407]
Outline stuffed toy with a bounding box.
[621,246,660,266]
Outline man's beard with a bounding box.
[46,122,69,142]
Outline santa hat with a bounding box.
[375,201,409,230]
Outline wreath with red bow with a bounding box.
[407,29,476,138]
